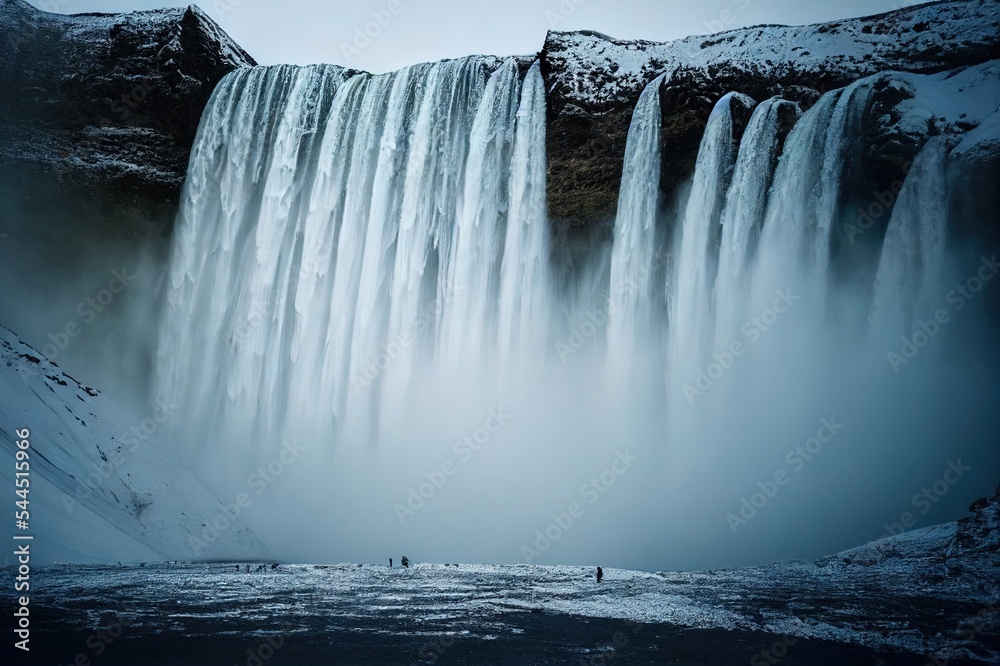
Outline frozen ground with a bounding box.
[6,552,996,666]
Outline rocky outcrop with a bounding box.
[0,0,254,241]
[540,0,1000,245]
[2,0,999,257]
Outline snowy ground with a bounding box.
[6,549,995,665]
[4,491,996,664]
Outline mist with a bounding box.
[2,14,997,575]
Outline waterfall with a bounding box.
[667,92,755,371]
[379,59,488,430]
[156,58,551,455]
[156,54,961,471]
[749,80,873,319]
[869,136,951,342]
[438,60,521,370]
[607,74,665,377]
[496,61,550,378]
[158,65,351,454]
[713,97,801,349]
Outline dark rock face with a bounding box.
[1,0,998,260]
[540,0,1000,244]
[0,0,254,242]
[952,484,1000,559]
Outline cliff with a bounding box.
[0,0,254,241]
[539,0,1000,245]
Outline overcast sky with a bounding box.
[27,0,906,73]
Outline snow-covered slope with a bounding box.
[544,1,1000,111]
[0,325,269,564]
[880,60,1000,142]
[541,0,1000,227]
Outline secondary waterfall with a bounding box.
[497,61,550,379]
[667,92,754,372]
[749,80,873,319]
[713,97,801,349]
[156,58,551,455]
[607,74,665,377]
[869,136,951,342]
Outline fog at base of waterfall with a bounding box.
[123,49,1000,572]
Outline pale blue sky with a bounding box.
[26,0,907,73]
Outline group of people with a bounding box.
[222,560,603,578]
[234,563,279,572]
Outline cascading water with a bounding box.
[438,60,521,370]
[748,80,873,319]
[377,58,487,433]
[713,97,801,349]
[667,92,754,372]
[869,136,951,343]
[157,65,351,455]
[147,52,997,570]
[496,61,550,379]
[606,74,666,378]
[156,57,551,455]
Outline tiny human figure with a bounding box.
[596,566,603,583]
[389,558,393,567]
[401,555,409,568]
